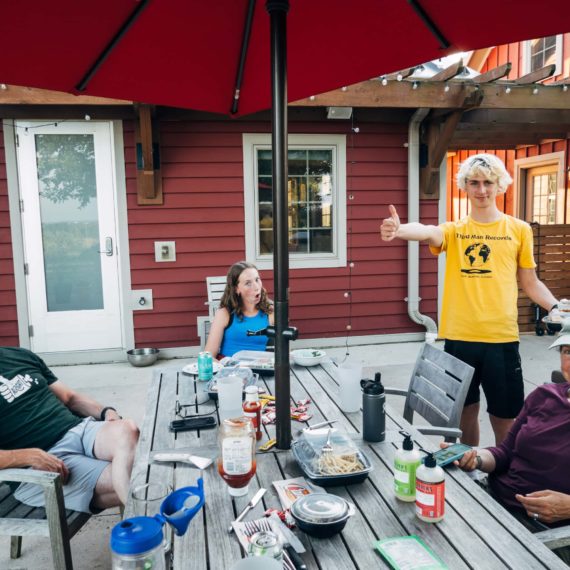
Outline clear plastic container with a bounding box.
[110,517,165,570]
[291,428,372,485]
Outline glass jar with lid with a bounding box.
[217,417,256,496]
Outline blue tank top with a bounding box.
[220,311,269,357]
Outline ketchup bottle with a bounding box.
[243,386,262,441]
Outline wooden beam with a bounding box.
[467,48,495,72]
[0,84,131,105]
[0,105,134,120]
[514,64,556,84]
[430,61,464,82]
[384,67,415,81]
[135,104,163,205]
[292,79,570,110]
[473,63,512,83]
[421,110,463,197]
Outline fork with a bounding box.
[321,428,334,456]
[242,519,295,570]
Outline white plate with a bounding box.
[182,361,223,376]
[291,349,326,367]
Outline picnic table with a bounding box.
[125,361,567,569]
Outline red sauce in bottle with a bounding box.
[243,387,262,440]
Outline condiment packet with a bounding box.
[273,477,325,510]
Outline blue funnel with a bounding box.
[158,477,205,536]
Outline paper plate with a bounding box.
[182,361,223,376]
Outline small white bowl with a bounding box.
[291,349,326,367]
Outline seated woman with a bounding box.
[205,261,274,359]
[449,320,570,563]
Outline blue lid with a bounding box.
[110,516,163,554]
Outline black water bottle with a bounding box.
[361,372,385,442]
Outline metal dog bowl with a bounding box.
[127,348,160,367]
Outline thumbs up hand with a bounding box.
[380,205,401,241]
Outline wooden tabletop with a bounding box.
[125,361,567,570]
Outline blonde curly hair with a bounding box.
[456,154,513,194]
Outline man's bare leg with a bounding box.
[489,415,514,446]
[460,403,480,446]
[93,419,139,505]
[91,464,120,510]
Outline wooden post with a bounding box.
[135,104,163,205]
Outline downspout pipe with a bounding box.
[407,108,438,343]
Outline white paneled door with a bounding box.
[16,121,123,352]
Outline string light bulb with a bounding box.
[309,95,315,101]
[532,86,539,95]
[563,85,569,92]
[84,114,91,121]
[505,86,511,94]
[412,81,419,90]
[381,77,388,86]
[0,84,7,90]
[396,73,403,81]
[444,84,450,92]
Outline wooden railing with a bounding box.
[518,223,570,333]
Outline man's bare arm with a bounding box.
[380,205,443,247]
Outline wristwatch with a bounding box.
[100,406,118,421]
[475,454,483,470]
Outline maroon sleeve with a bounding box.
[485,389,538,473]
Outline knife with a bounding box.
[269,513,307,569]
[227,487,266,533]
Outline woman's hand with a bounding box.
[380,205,400,241]
[438,442,478,471]
[516,490,570,524]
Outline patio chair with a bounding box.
[197,276,226,349]
[385,343,475,442]
[0,468,91,569]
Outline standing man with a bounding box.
[0,346,139,513]
[380,154,560,446]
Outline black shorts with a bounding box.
[444,340,524,419]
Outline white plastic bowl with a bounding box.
[291,349,326,367]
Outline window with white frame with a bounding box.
[522,35,563,75]
[243,134,346,269]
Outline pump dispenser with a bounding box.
[394,430,421,502]
[415,450,445,522]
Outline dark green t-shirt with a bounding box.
[0,347,82,451]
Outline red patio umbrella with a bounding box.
[1,0,567,448]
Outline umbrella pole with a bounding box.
[267,0,293,450]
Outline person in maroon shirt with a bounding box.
[448,320,570,563]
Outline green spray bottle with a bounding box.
[394,430,421,502]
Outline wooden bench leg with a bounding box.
[10,536,22,559]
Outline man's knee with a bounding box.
[118,419,139,448]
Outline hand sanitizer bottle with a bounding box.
[394,431,421,502]
[415,450,445,523]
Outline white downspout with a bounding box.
[407,109,438,343]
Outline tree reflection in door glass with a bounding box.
[35,134,104,312]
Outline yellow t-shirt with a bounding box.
[429,215,536,343]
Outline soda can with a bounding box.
[248,530,283,561]
[197,351,213,381]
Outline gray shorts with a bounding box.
[14,417,109,513]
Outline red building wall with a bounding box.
[0,130,18,346]
[127,116,437,348]
[0,117,438,349]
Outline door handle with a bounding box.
[98,237,113,256]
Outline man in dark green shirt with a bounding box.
[0,347,139,513]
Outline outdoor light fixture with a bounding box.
[327,106,353,119]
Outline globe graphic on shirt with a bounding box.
[464,243,491,268]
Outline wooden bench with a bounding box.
[0,468,91,569]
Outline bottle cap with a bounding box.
[110,516,164,555]
[400,430,413,451]
[423,451,436,468]
[244,386,259,401]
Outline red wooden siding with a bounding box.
[0,128,18,346]
[127,118,438,348]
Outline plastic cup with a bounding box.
[217,375,243,421]
[130,480,172,552]
[337,361,362,412]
